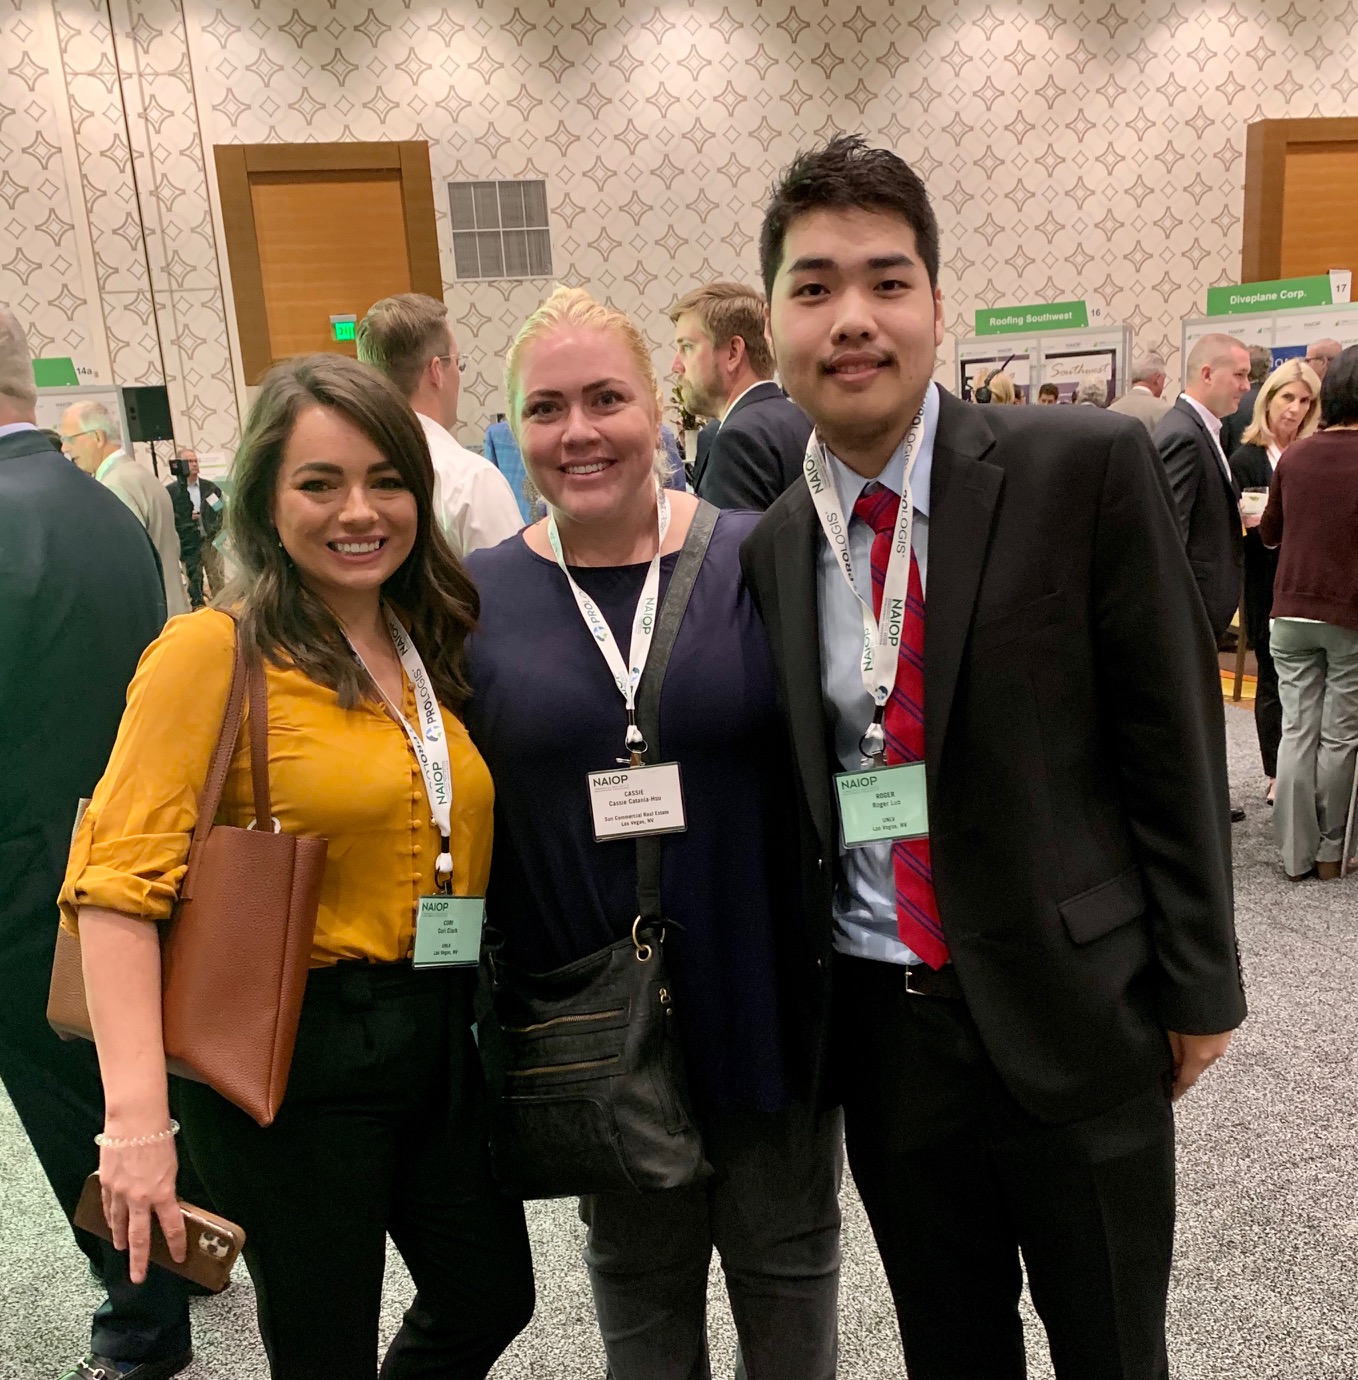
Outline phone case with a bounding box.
[74,1172,245,1293]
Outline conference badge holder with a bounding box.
[835,760,929,850]
[587,758,687,842]
[413,891,486,969]
[348,605,486,970]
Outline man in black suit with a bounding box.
[740,138,1244,1379]
[0,307,193,1380]
[166,446,225,608]
[1154,333,1252,641]
[669,280,812,509]
[1218,344,1271,458]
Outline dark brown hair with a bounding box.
[759,133,940,296]
[223,354,479,711]
[1320,344,1358,428]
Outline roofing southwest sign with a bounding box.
[975,301,1089,335]
[1205,276,1333,316]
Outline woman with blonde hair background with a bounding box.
[1229,357,1321,803]
[60,355,533,1377]
[971,369,1015,404]
[463,286,842,1379]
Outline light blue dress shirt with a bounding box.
[816,381,939,965]
[0,421,39,438]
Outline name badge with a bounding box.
[834,762,929,849]
[206,493,223,511]
[412,895,485,968]
[587,762,687,842]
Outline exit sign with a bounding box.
[330,313,357,342]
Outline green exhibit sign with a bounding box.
[975,301,1088,335]
[1205,276,1333,316]
[33,356,79,386]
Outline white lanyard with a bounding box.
[349,606,454,889]
[547,483,671,759]
[803,406,926,760]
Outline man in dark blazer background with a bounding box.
[166,446,225,608]
[1153,332,1252,643]
[740,138,1245,1379]
[670,280,812,509]
[0,306,194,1380]
[1218,344,1271,458]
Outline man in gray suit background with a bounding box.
[1108,351,1174,433]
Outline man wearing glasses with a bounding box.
[1305,338,1342,383]
[58,400,189,618]
[358,293,523,557]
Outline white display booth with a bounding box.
[1182,301,1358,371]
[957,324,1132,405]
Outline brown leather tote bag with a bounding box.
[48,622,327,1127]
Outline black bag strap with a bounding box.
[634,499,719,921]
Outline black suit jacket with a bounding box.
[1228,441,1277,649]
[1154,397,1243,639]
[1219,385,1259,459]
[690,418,719,489]
[740,391,1245,1124]
[167,475,224,553]
[692,381,812,511]
[0,428,165,950]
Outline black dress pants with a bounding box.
[1253,626,1282,779]
[0,891,193,1366]
[177,962,534,1380]
[835,954,1175,1380]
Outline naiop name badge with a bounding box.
[587,762,687,841]
[412,895,485,968]
[834,761,929,849]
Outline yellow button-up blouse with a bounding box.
[59,608,493,967]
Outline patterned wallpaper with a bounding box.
[3,0,1356,458]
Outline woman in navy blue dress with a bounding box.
[463,287,842,1380]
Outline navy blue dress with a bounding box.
[464,513,796,1114]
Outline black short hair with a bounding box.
[1038,382,1060,397]
[759,134,940,298]
[1319,344,1358,428]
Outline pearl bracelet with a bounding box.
[94,1119,180,1149]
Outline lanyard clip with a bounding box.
[624,714,647,768]
[859,705,887,768]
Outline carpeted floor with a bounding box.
[2,705,1355,1378]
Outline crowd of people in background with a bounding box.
[0,129,1354,1380]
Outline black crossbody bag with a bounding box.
[474,501,719,1199]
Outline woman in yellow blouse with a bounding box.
[61,356,533,1379]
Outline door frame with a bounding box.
[1241,118,1358,283]
[214,141,443,384]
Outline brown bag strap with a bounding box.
[181,617,273,898]
[246,653,272,827]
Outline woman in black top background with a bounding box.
[1229,358,1320,802]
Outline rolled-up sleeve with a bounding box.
[59,610,236,927]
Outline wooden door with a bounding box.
[216,142,442,383]
[251,169,412,360]
[1280,143,1358,278]
[1242,119,1358,282]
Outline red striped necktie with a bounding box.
[852,482,950,969]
